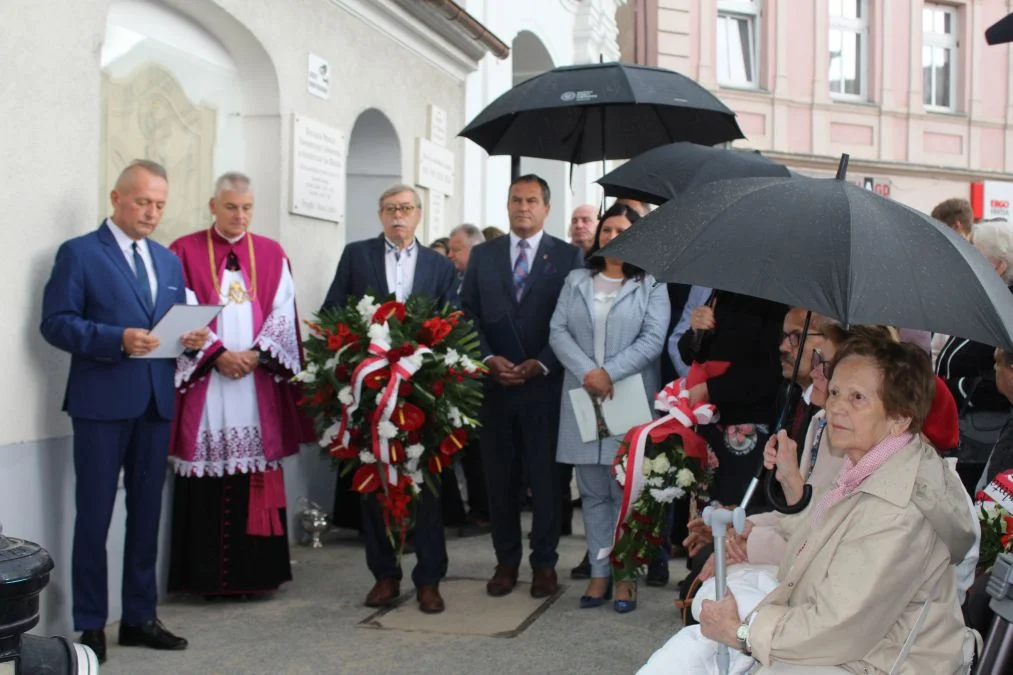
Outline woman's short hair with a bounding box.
[831,334,935,433]
[972,218,1013,283]
[821,323,897,347]
[586,202,645,279]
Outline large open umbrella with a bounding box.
[597,141,792,204]
[459,62,744,163]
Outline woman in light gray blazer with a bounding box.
[549,203,670,612]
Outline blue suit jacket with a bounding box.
[321,235,458,310]
[460,232,584,380]
[40,223,186,421]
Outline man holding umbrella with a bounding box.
[461,174,584,598]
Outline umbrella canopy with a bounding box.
[459,62,744,163]
[986,12,1013,44]
[597,141,792,204]
[598,176,1013,349]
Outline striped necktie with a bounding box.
[513,239,530,301]
[131,242,154,313]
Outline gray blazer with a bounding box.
[549,268,671,465]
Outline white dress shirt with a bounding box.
[509,229,544,270]
[384,237,418,302]
[106,217,157,305]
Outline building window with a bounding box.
[923,4,957,110]
[716,1,760,88]
[828,0,868,100]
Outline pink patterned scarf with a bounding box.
[809,432,913,528]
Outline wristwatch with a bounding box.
[736,622,752,655]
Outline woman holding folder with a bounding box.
[549,202,670,612]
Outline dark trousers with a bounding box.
[481,394,560,570]
[362,487,448,588]
[71,404,170,631]
[441,447,489,525]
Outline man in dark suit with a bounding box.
[322,184,457,614]
[40,160,205,663]
[460,174,584,599]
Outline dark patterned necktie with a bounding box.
[132,242,153,313]
[513,239,530,301]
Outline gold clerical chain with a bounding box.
[207,228,257,304]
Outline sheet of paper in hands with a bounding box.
[132,303,223,359]
[568,374,654,443]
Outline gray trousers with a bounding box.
[575,464,623,578]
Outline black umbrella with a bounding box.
[459,62,744,163]
[597,142,792,204]
[599,169,1013,351]
[987,12,1013,44]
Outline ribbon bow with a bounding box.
[598,361,730,561]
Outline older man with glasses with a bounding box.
[322,184,459,614]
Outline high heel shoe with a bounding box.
[579,577,613,609]
[613,580,638,614]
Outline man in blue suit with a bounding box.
[322,184,457,614]
[460,174,584,599]
[40,160,206,663]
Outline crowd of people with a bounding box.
[40,158,1013,671]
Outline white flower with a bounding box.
[338,386,354,406]
[615,465,627,487]
[676,468,695,488]
[642,458,653,476]
[652,455,671,475]
[459,355,478,373]
[318,421,341,447]
[649,487,680,504]
[356,295,379,321]
[295,363,318,384]
[406,458,420,474]
[406,443,425,460]
[443,349,460,367]
[672,486,686,500]
[448,406,463,428]
[368,322,390,343]
[358,450,376,464]
[377,421,398,439]
[645,476,664,488]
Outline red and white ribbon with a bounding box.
[597,372,722,561]
[336,338,390,451]
[369,346,431,484]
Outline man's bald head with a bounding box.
[569,204,597,253]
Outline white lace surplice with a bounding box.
[176,259,299,477]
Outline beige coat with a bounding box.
[749,437,975,675]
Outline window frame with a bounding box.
[716,0,761,90]
[828,0,869,102]
[922,3,959,112]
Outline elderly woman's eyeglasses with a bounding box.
[811,349,831,379]
[781,330,824,349]
[381,204,418,216]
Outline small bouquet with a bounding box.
[976,469,1013,572]
[607,362,729,581]
[297,294,486,556]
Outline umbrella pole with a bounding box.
[740,312,813,512]
[835,153,850,180]
[601,107,607,218]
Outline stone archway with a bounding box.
[345,109,402,245]
[511,30,570,237]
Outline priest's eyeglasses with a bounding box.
[381,204,418,216]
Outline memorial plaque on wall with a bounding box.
[290,114,346,223]
[415,137,455,197]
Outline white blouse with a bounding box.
[592,273,625,365]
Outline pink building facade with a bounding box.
[620,0,1013,217]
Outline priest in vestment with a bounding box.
[168,172,308,597]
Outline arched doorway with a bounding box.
[512,31,570,238]
[345,109,402,244]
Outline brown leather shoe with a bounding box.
[364,578,401,607]
[530,567,558,598]
[486,564,519,597]
[416,585,445,614]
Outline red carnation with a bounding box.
[418,317,453,346]
[327,323,358,351]
[334,364,350,381]
[446,311,463,327]
[632,513,652,526]
[400,343,416,357]
[431,380,445,397]
[372,301,407,324]
[398,381,413,397]
[385,349,401,364]
[440,430,468,457]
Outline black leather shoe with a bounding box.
[80,629,106,663]
[118,619,188,650]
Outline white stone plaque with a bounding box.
[290,114,346,223]
[415,137,455,197]
[426,189,445,236]
[307,53,330,100]
[428,104,448,146]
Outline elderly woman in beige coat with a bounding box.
[692,335,976,674]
